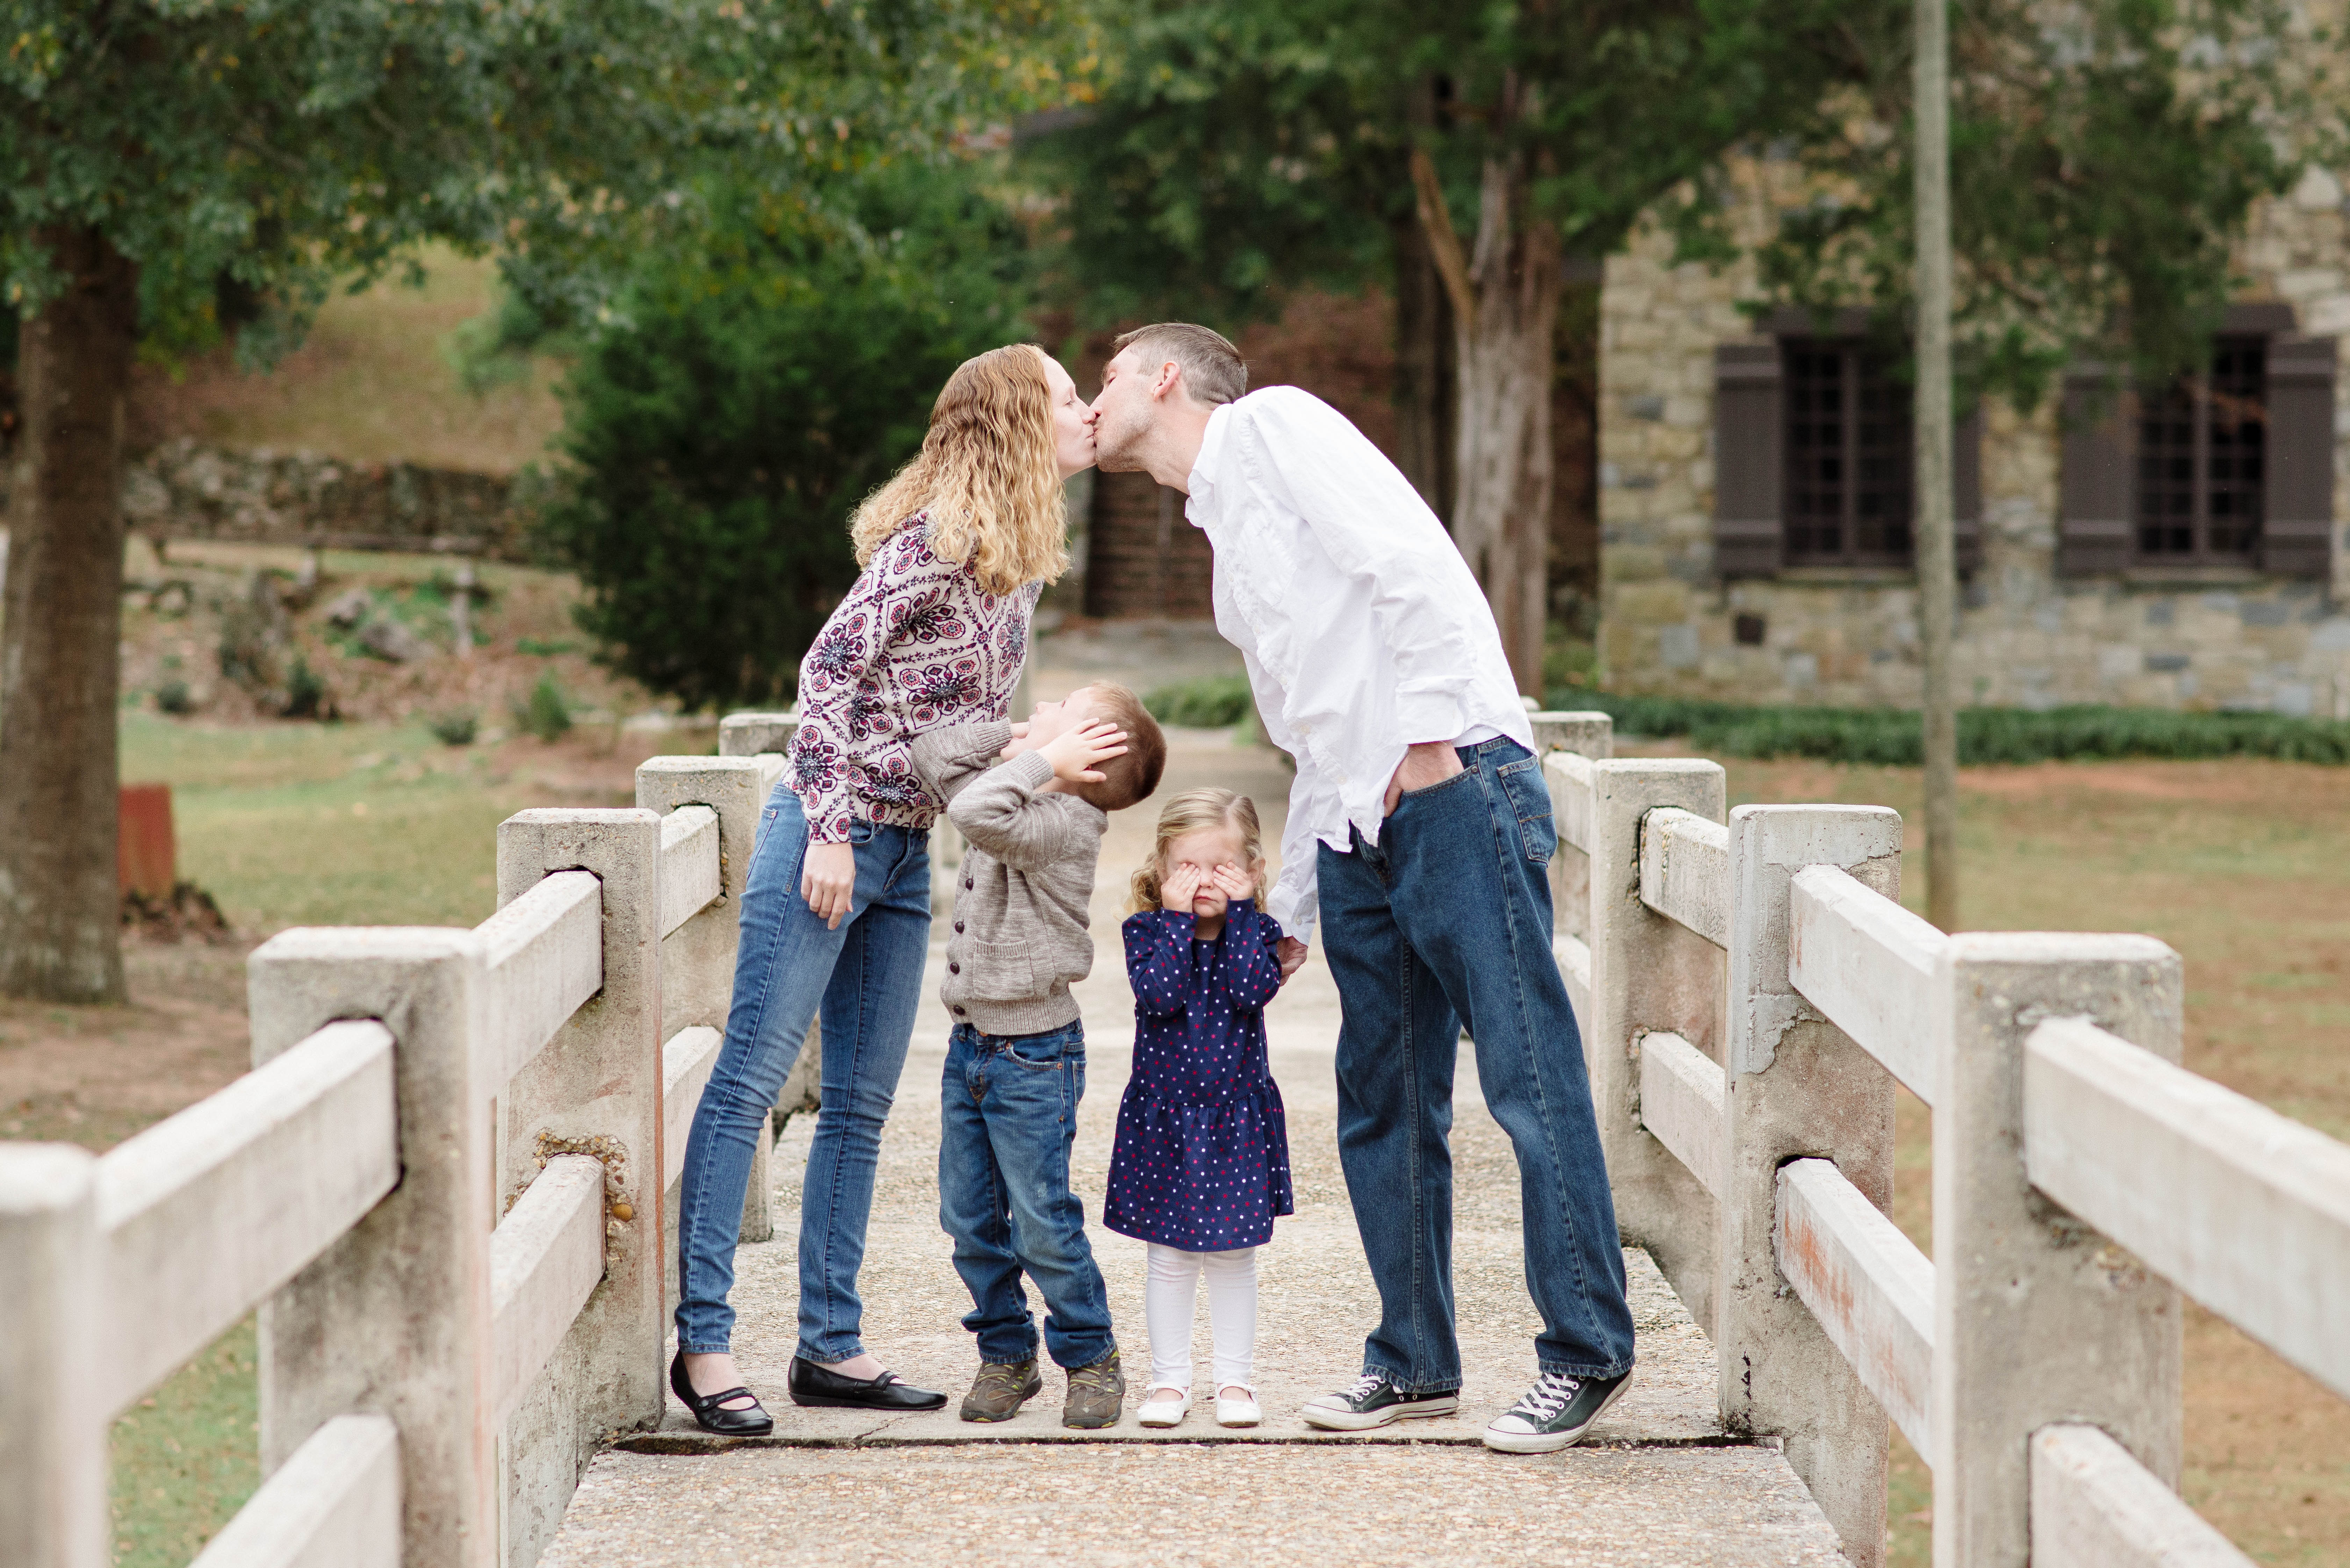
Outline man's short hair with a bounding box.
[1111,322,1248,408]
[1075,683,1168,812]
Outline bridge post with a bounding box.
[493,807,665,1567]
[1528,710,1610,949]
[1933,933,2185,1568]
[248,929,497,1568]
[0,1144,104,1568]
[1586,757,1727,1326]
[637,757,778,1252]
[1720,805,1905,1567]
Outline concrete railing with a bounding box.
[1538,711,2350,1568]
[0,739,791,1568]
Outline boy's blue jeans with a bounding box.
[938,1020,1117,1370]
[674,786,932,1362]
[1317,736,1635,1390]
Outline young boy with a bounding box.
[910,683,1168,1429]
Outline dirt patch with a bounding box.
[0,941,256,1152]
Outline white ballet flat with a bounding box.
[1216,1386,1262,1427]
[1138,1387,1192,1427]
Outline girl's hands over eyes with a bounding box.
[1160,863,1205,913]
[1209,863,1256,903]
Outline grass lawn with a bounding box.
[129,245,565,476]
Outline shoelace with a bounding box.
[1344,1372,1387,1404]
[1510,1372,1584,1420]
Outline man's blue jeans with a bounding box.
[1318,736,1634,1390]
[674,786,932,1362]
[939,1021,1116,1369]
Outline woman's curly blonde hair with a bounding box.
[1130,788,1266,914]
[850,343,1070,596]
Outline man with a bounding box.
[1086,322,1636,1454]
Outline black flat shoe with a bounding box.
[670,1350,776,1436]
[788,1355,949,1411]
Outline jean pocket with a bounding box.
[1005,1035,1079,1071]
[754,805,781,858]
[1496,755,1555,866]
[1399,765,1479,803]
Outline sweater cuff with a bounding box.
[1000,747,1056,792]
[964,719,1016,760]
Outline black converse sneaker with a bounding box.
[1481,1369,1635,1453]
[1299,1371,1461,1432]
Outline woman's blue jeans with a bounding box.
[673,786,932,1361]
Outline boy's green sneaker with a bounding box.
[961,1358,1043,1423]
[1062,1349,1126,1429]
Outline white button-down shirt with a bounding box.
[1184,386,1533,944]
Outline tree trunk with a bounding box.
[1391,212,1457,525]
[1549,276,1603,632]
[1392,76,1457,525]
[1447,153,1560,696]
[0,227,139,1003]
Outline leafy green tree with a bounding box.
[542,165,1035,712]
[1033,0,2328,689]
[1749,0,2340,399]
[0,0,1081,1003]
[1031,0,1857,687]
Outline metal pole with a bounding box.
[1915,0,1959,932]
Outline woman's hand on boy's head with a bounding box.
[1160,862,1205,912]
[1039,719,1128,786]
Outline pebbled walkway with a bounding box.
[544,678,1844,1565]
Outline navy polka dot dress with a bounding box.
[1104,899,1294,1251]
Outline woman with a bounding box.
[671,344,1096,1432]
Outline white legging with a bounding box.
[1145,1243,1258,1392]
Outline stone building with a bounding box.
[1598,165,2350,716]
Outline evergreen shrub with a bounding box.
[513,675,573,742]
[539,167,1034,712]
[1144,674,1255,728]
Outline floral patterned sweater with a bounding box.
[790,514,1041,844]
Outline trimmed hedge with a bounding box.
[1543,687,2350,766]
[1144,674,1257,729]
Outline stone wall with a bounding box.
[1599,166,2350,717]
[110,440,541,561]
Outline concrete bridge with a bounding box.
[5,707,2344,1567]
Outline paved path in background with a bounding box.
[545,661,1844,1565]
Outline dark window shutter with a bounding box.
[1714,341,1782,577]
[2263,334,2336,578]
[2058,364,2134,576]
[1953,404,1984,574]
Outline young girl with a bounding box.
[1104,789,1294,1427]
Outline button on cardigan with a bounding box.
[1104,900,1293,1252]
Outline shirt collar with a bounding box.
[1184,402,1236,525]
